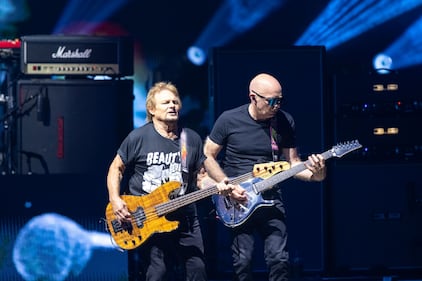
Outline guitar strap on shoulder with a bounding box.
[179,128,188,195]
[270,117,280,161]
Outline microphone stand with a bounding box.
[0,54,21,175]
[0,87,38,175]
[1,93,15,175]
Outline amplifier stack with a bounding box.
[1,34,134,175]
[20,35,134,77]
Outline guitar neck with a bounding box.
[254,150,334,193]
[156,172,254,216]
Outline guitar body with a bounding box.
[105,181,182,250]
[213,177,274,228]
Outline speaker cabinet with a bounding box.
[329,163,422,273]
[17,79,133,175]
[329,71,422,275]
[208,47,328,275]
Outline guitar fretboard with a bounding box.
[254,150,334,193]
[155,172,255,216]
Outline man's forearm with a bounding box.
[203,157,227,182]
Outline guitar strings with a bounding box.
[155,172,254,215]
[124,161,291,225]
[147,163,288,217]
[127,172,255,223]
[117,162,288,227]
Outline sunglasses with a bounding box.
[251,90,283,107]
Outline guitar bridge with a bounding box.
[111,219,133,234]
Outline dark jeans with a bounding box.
[138,215,207,281]
[231,207,289,281]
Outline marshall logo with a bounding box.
[51,46,92,59]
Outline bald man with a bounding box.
[204,73,326,281]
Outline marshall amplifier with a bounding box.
[20,35,133,76]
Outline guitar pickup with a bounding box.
[133,207,146,228]
[223,196,233,209]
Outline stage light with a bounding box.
[0,0,29,34]
[186,0,285,65]
[378,15,422,70]
[187,46,206,66]
[0,0,28,22]
[0,0,14,19]
[295,0,422,50]
[372,53,393,74]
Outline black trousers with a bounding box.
[136,215,207,281]
[231,206,289,281]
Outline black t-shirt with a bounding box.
[209,104,296,177]
[117,122,206,216]
[208,104,296,208]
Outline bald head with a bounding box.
[249,73,282,96]
[247,73,283,120]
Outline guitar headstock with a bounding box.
[331,140,362,158]
[253,161,290,179]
